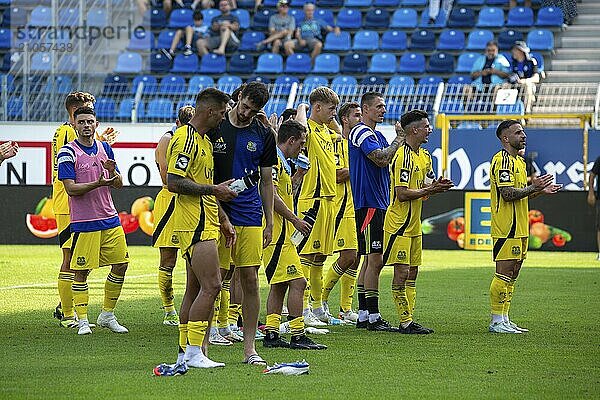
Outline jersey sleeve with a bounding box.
[351,125,382,156]
[272,159,281,187]
[167,134,193,178]
[394,148,410,188]
[101,141,120,173]
[495,155,515,187]
[260,126,277,167]
[57,145,76,181]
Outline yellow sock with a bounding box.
[212,291,221,327]
[406,279,416,317]
[340,268,357,312]
[310,260,324,309]
[72,281,89,321]
[228,303,241,326]
[300,258,311,310]
[57,272,75,318]
[187,320,209,346]
[218,280,231,328]
[392,284,412,324]
[178,323,188,352]
[158,267,175,313]
[289,316,304,336]
[490,273,511,317]
[103,272,124,312]
[504,279,516,321]
[265,313,281,334]
[322,261,344,302]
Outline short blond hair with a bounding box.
[177,106,195,125]
[65,92,95,112]
[309,86,339,106]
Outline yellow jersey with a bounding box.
[384,144,433,237]
[490,150,529,238]
[52,123,77,215]
[272,154,294,242]
[166,124,219,234]
[334,138,355,218]
[299,118,337,200]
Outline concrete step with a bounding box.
[560,37,600,48]
[561,25,600,38]
[573,14,600,23]
[551,59,600,72]
[553,48,600,60]
[544,70,600,83]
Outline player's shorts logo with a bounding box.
[337,238,345,247]
[175,154,190,171]
[247,141,257,152]
[313,240,321,249]
[397,250,407,261]
[511,246,521,256]
[400,169,410,183]
[499,170,511,183]
[287,265,297,275]
[76,256,86,266]
[371,240,382,250]
[171,234,179,245]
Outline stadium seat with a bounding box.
[143,8,167,29]
[273,76,300,95]
[159,74,187,94]
[115,52,143,73]
[229,53,254,73]
[132,75,158,95]
[387,75,414,96]
[318,0,344,7]
[428,52,454,74]
[95,97,117,119]
[0,28,10,49]
[232,9,251,29]
[289,9,305,25]
[448,7,476,28]
[4,7,28,27]
[331,75,358,95]
[364,8,390,29]
[405,99,433,113]
[302,75,329,94]
[7,96,23,119]
[1,53,12,72]
[497,100,524,115]
[399,52,425,73]
[536,6,563,26]
[456,0,484,4]
[455,52,478,73]
[337,8,362,29]
[448,74,472,84]
[87,8,108,28]
[345,0,372,7]
[353,30,379,51]
[324,31,351,51]
[485,0,508,4]
[29,6,52,27]
[247,75,271,84]
[369,53,397,73]
[175,99,196,111]
[437,29,466,51]
[527,29,554,51]
[313,53,340,73]
[418,8,447,28]
[217,75,243,93]
[128,30,154,51]
[264,99,287,116]
[42,75,71,94]
[256,53,283,73]
[263,0,279,6]
[361,75,386,88]
[188,75,215,93]
[386,100,403,121]
[172,54,199,73]
[476,7,504,27]
[390,9,417,29]
[341,53,368,73]
[381,30,407,51]
[506,6,533,27]
[200,53,226,73]
[103,74,130,95]
[410,30,435,51]
[59,7,79,26]
[253,9,273,30]
[0,73,15,92]
[118,98,144,120]
[147,99,174,120]
[316,9,334,26]
[202,8,221,23]
[291,0,310,7]
[57,54,79,73]
[285,53,311,73]
[466,30,494,50]
[498,29,523,50]
[157,30,181,50]
[455,121,482,129]
[240,31,265,51]
[149,51,172,73]
[169,9,194,28]
[531,52,544,72]
[31,52,53,73]
[439,100,464,115]
[417,76,443,95]
[374,0,399,6]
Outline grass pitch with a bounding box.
[0,245,598,399]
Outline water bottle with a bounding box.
[228,170,260,194]
[290,207,318,246]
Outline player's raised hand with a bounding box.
[221,219,236,248]
[101,159,117,174]
[96,127,119,145]
[213,179,238,202]
[542,183,562,195]
[0,141,19,161]
[292,217,312,237]
[96,170,118,187]
[532,174,554,191]
[430,177,454,194]
[394,121,404,138]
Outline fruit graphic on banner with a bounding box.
[131,196,155,236]
[422,208,465,248]
[119,212,139,234]
[26,197,58,239]
[528,209,572,249]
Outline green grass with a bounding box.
[1,245,599,399]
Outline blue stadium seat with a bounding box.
[361,75,386,87]
[0,28,10,49]
[95,97,117,119]
[448,7,476,28]
[417,76,443,95]
[103,74,130,95]
[57,54,79,73]
[143,8,167,29]
[115,52,143,73]
[3,7,27,27]
[402,0,426,4]
[498,29,523,50]
[169,9,194,28]
[264,100,287,116]
[132,75,158,94]
[172,54,199,73]
[43,75,71,94]
[364,8,390,29]
[405,99,433,113]
[439,100,464,115]
[290,9,305,25]
[428,52,454,74]
[29,6,52,26]
[149,51,172,73]
[1,53,12,72]
[466,29,494,50]
[531,52,544,71]
[7,96,23,119]
[456,0,484,4]
[291,0,310,6]
[302,76,329,94]
[448,75,472,84]
[175,99,196,111]
[157,30,180,50]
[160,74,187,94]
[147,99,174,119]
[418,8,447,28]
[285,53,311,73]
[476,7,504,27]
[506,6,533,27]
[31,52,53,73]
[316,9,334,26]
[253,9,273,30]
[536,6,563,26]
[188,75,215,93]
[247,75,272,84]
[390,9,417,28]
[342,53,368,73]
[455,52,479,73]
[217,75,243,93]
[256,53,283,73]
[381,30,407,51]
[273,76,300,95]
[118,99,143,120]
[369,53,397,73]
[0,74,15,93]
[399,52,425,73]
[437,29,465,51]
[59,7,79,26]
[128,30,154,51]
[324,31,351,51]
[263,0,279,6]
[229,53,254,73]
[456,121,483,130]
[410,30,435,51]
[497,100,524,115]
[232,9,251,29]
[345,0,372,6]
[87,8,108,28]
[201,54,226,73]
[202,8,221,23]
[318,0,344,6]
[527,29,554,51]
[485,0,508,4]
[353,30,379,51]
[240,31,265,51]
[313,53,340,73]
[386,100,403,120]
[387,75,414,96]
[331,75,358,96]
[337,8,362,29]
[374,0,399,6]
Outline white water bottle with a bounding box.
[228,170,260,194]
[290,207,318,246]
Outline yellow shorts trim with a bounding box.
[383,232,422,267]
[56,213,72,249]
[177,229,220,261]
[493,237,528,261]
[333,217,358,252]
[70,226,129,270]
[152,188,178,248]
[264,241,304,284]
[297,198,335,256]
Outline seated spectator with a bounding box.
[136,0,164,16]
[508,41,540,112]
[287,3,340,61]
[464,40,510,106]
[542,0,577,25]
[163,0,202,15]
[258,0,295,54]
[161,10,209,59]
[0,141,18,166]
[197,0,240,55]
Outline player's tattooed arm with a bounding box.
[167,174,214,195]
[498,173,556,202]
[366,121,405,167]
[499,185,538,202]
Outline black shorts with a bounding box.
[596,203,600,231]
[355,207,385,255]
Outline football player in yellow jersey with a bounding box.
[383,110,453,334]
[166,88,238,369]
[262,119,326,350]
[153,105,195,326]
[488,120,560,334]
[321,102,360,323]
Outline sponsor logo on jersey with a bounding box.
[400,169,410,183]
[372,240,382,250]
[499,169,511,183]
[176,154,190,171]
[247,141,257,152]
[213,137,227,154]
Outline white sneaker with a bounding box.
[489,321,521,334]
[303,311,327,327]
[185,345,225,368]
[506,320,529,332]
[279,321,291,334]
[219,327,244,342]
[339,309,359,323]
[305,326,329,335]
[77,319,92,335]
[313,307,345,325]
[209,327,232,346]
[321,301,330,315]
[281,305,289,316]
[97,312,129,333]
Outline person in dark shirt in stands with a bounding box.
[197,0,240,55]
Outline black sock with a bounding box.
[357,284,366,311]
[365,289,380,316]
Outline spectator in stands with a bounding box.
[428,0,453,25]
[161,10,208,59]
[508,41,540,112]
[197,0,240,55]
[287,3,340,61]
[258,0,296,55]
[542,0,577,25]
[0,141,18,166]
[163,0,202,15]
[137,0,164,16]
[510,0,531,8]
[464,41,510,106]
